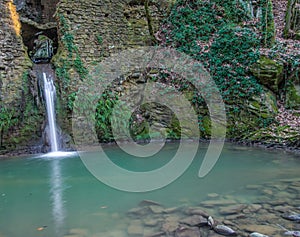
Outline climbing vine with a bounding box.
[160,0,268,136]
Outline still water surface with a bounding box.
[0,143,299,237]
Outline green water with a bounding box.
[0,143,299,237]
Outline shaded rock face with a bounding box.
[251,57,284,93]
[54,0,173,64]
[0,0,32,106]
[13,0,59,23]
[248,88,278,119]
[41,123,71,153]
[13,0,58,58]
[30,34,54,63]
[286,81,300,109]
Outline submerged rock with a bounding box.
[174,226,201,237]
[208,216,215,228]
[219,204,247,215]
[185,207,209,217]
[139,199,162,207]
[282,213,300,222]
[200,199,237,207]
[127,206,149,217]
[127,220,144,236]
[239,224,279,236]
[162,220,179,233]
[180,215,208,227]
[284,231,300,237]
[149,205,164,214]
[213,225,237,236]
[249,232,269,237]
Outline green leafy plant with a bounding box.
[0,107,17,148]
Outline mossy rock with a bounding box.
[248,88,278,119]
[250,56,283,93]
[295,31,300,40]
[286,83,300,109]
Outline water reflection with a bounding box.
[49,159,65,236]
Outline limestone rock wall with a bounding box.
[53,0,173,138]
[14,0,59,23]
[0,0,31,106]
[55,0,171,64]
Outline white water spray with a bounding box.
[43,72,59,152]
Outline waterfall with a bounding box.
[43,72,59,152]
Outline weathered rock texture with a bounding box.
[55,0,171,64]
[14,0,59,23]
[53,0,173,141]
[0,0,31,106]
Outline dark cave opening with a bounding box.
[21,23,58,57]
[14,0,59,62]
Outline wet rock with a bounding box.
[224,214,247,220]
[282,213,300,222]
[164,206,182,214]
[127,207,150,217]
[128,220,144,236]
[257,208,271,215]
[249,232,269,237]
[162,219,180,233]
[208,233,225,237]
[213,225,237,236]
[180,215,208,227]
[30,35,54,63]
[208,193,219,198]
[149,205,164,214]
[144,231,166,237]
[144,217,161,227]
[239,224,279,235]
[270,184,288,191]
[208,216,215,228]
[219,204,247,215]
[139,200,162,207]
[175,226,201,237]
[261,189,273,196]
[246,204,262,213]
[222,220,236,227]
[273,205,292,213]
[267,200,287,206]
[185,207,209,217]
[200,200,237,208]
[284,230,300,237]
[143,227,162,237]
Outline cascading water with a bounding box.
[43,72,59,152]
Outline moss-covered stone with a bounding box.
[286,83,300,109]
[251,56,283,93]
[248,88,278,118]
[295,31,300,40]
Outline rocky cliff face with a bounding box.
[0,0,31,106]
[0,0,298,154]
[0,0,172,152]
[55,0,170,63]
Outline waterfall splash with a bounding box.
[43,72,59,152]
